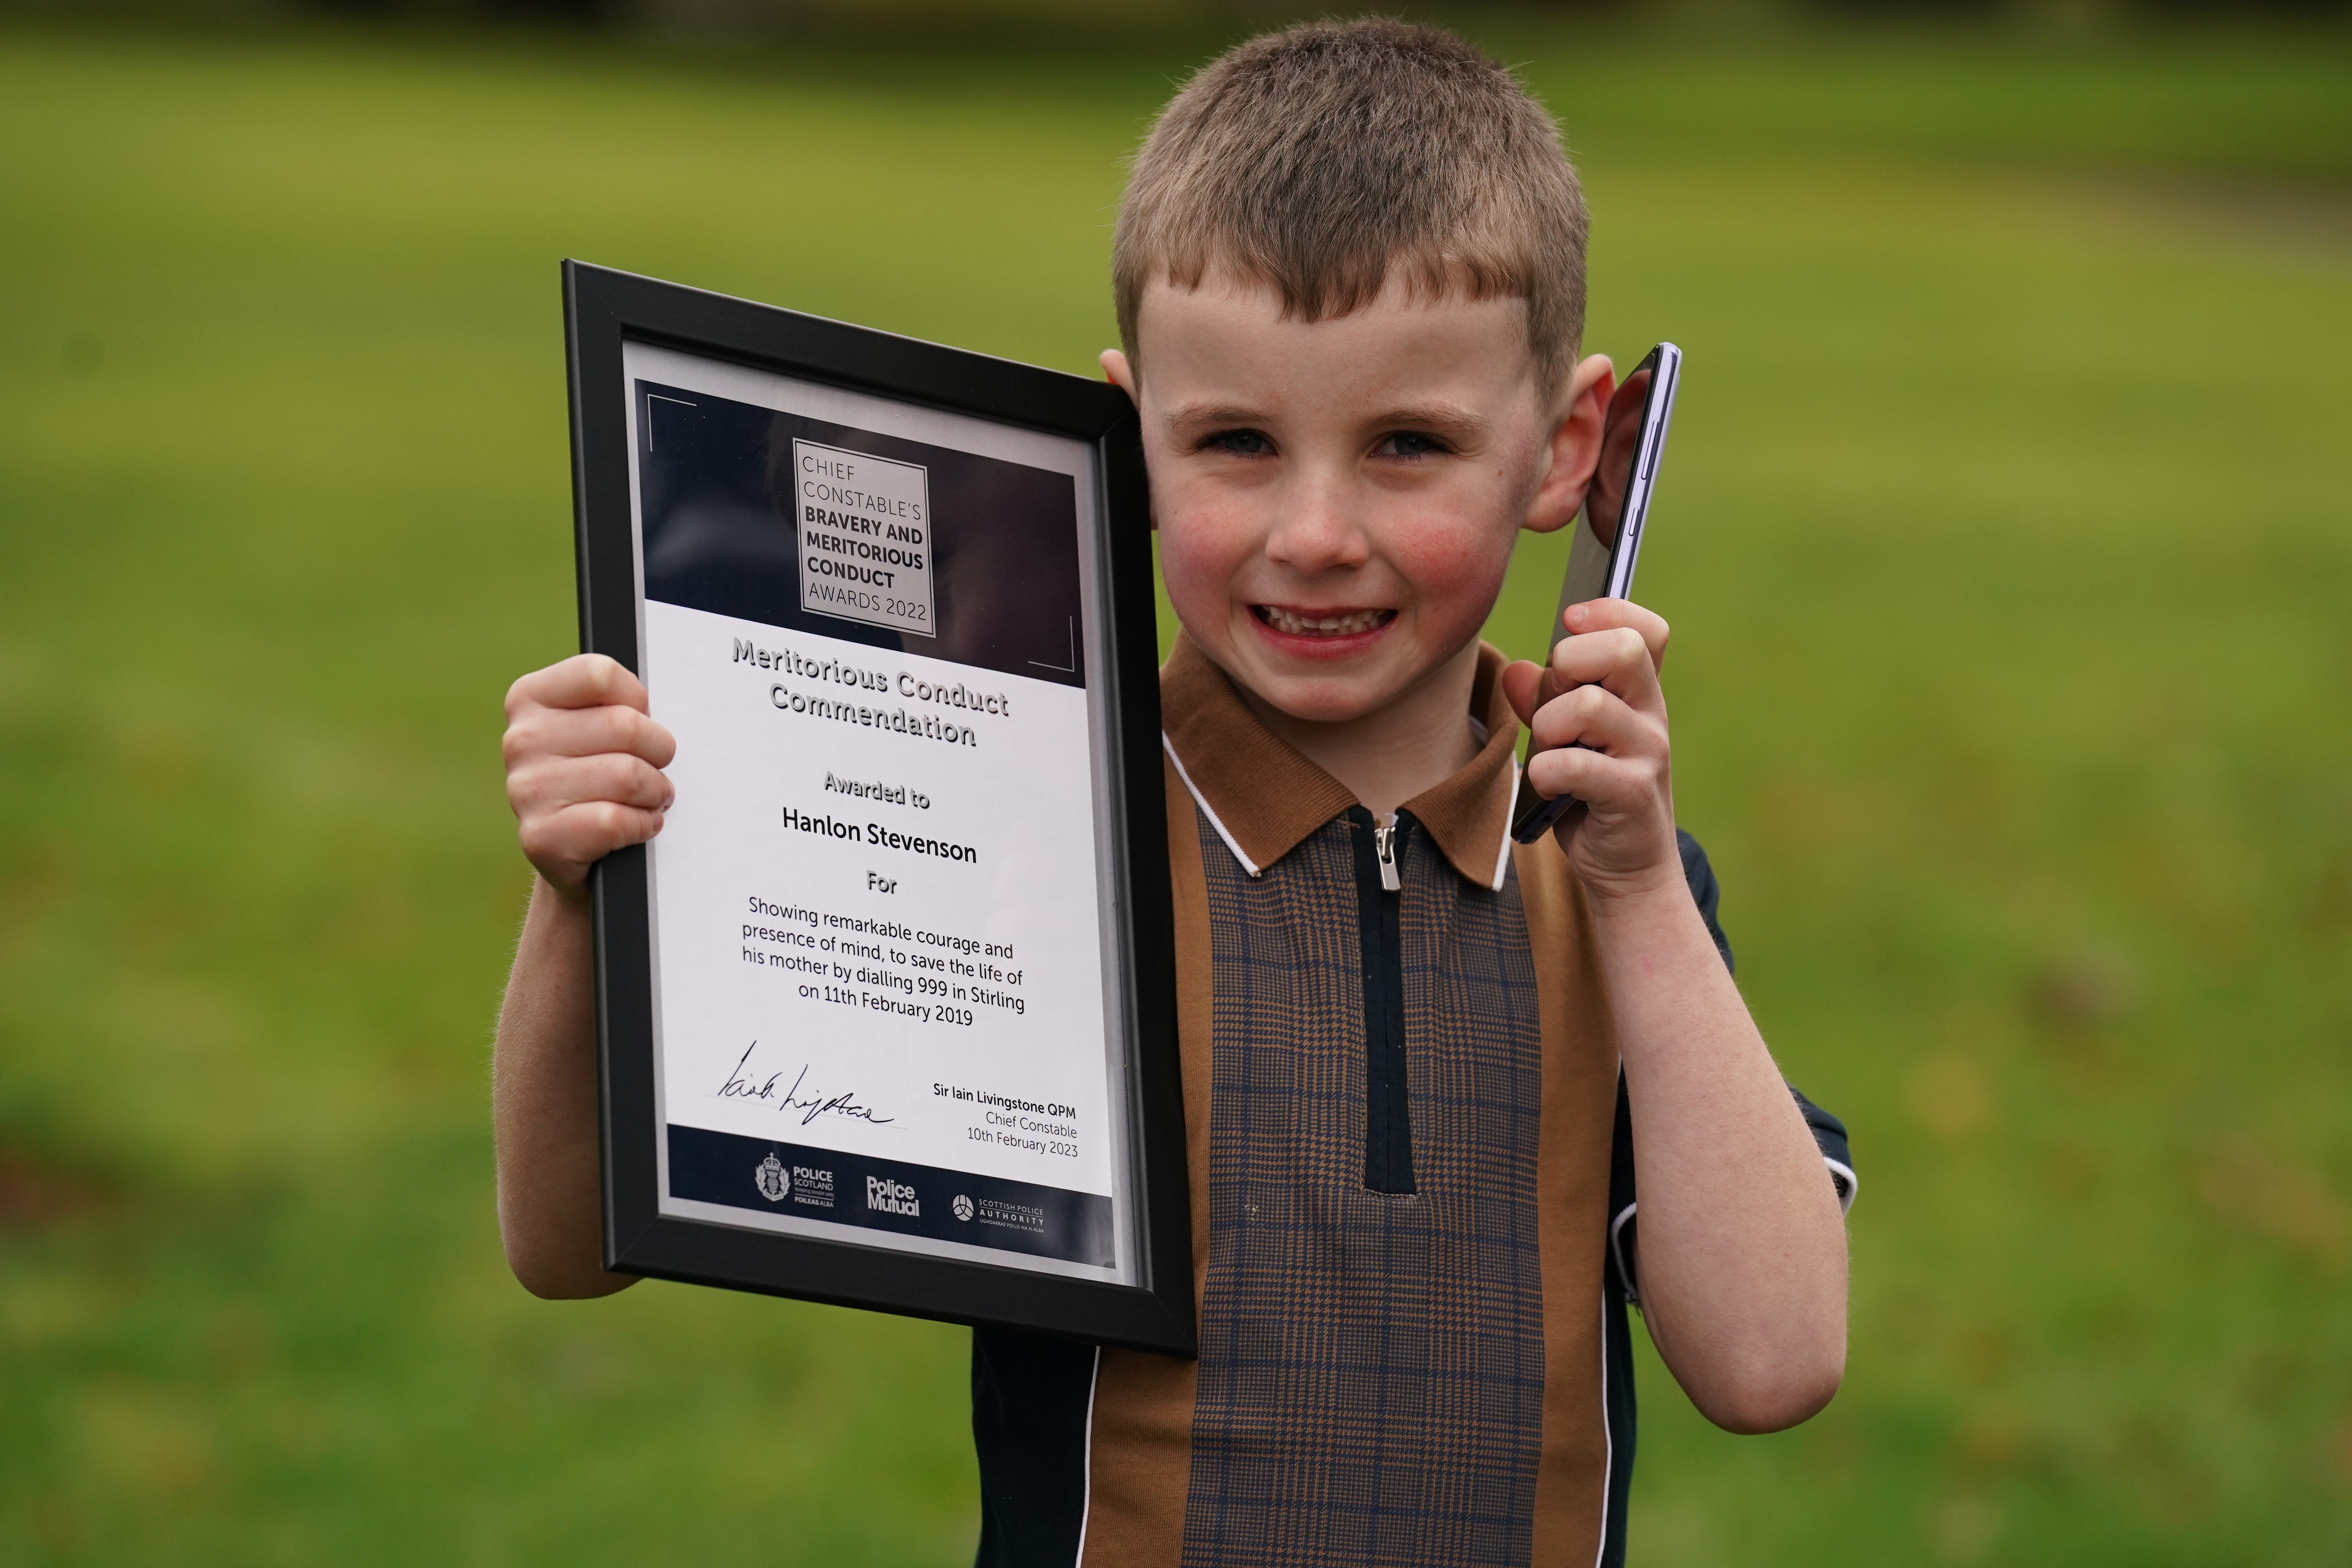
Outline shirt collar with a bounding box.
[1160,632,1523,892]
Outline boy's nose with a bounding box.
[1263,471,1371,575]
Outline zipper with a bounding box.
[1351,807,1416,1194]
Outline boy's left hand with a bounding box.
[1500,599,1678,903]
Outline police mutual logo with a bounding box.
[866,1176,920,1217]
[952,1194,975,1222]
[754,1152,790,1203]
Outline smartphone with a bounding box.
[1508,341,1682,845]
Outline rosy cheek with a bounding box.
[1153,491,1255,619]
[1390,517,1512,624]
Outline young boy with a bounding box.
[494,20,1853,1567]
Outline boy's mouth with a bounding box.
[1252,605,1396,639]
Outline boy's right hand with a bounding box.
[502,654,676,899]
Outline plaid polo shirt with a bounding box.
[971,635,1855,1568]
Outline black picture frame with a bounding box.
[561,260,1192,1356]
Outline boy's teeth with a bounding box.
[1261,606,1386,637]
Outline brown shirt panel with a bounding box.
[1079,755,1216,1568]
[1518,838,1620,1564]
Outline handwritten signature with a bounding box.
[716,1044,894,1127]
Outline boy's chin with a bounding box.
[1205,619,1474,728]
[1227,664,1416,728]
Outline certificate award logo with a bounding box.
[793,439,934,637]
[866,1176,920,1217]
[754,1152,791,1203]
[953,1194,975,1222]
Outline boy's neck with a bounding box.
[1231,639,1486,823]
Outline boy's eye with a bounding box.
[1206,428,1273,457]
[1374,431,1446,459]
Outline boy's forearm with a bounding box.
[492,876,636,1299]
[1585,878,1847,1433]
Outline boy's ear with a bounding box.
[1101,349,1138,404]
[1101,350,1157,534]
[1100,349,1153,530]
[1522,354,1615,535]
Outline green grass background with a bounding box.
[2,16,2348,1564]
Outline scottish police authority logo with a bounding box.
[952,1194,975,1221]
[754,1152,790,1203]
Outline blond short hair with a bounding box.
[1113,18,1590,392]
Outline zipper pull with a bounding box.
[1373,824,1401,892]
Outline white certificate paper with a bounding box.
[622,342,1133,1284]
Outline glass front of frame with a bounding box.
[621,340,1135,1285]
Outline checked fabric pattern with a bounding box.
[1181,808,1548,1568]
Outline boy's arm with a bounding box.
[1605,837,1857,1297]
[1504,604,1847,1435]
[1580,861,1848,1432]
[492,655,676,1300]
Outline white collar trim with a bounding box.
[1162,731,1262,877]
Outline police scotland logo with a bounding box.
[754,1152,791,1203]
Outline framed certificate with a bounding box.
[561,261,1191,1355]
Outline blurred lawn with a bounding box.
[2,17,2350,1566]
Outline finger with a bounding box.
[1523,743,1661,818]
[509,753,675,819]
[1548,625,1664,714]
[1527,683,1663,759]
[506,654,650,720]
[518,799,666,875]
[1559,599,1670,674]
[503,703,677,770]
[1501,659,1546,726]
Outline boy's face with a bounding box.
[1110,274,1608,726]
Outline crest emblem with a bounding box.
[755,1153,790,1203]
[952,1194,975,1222]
